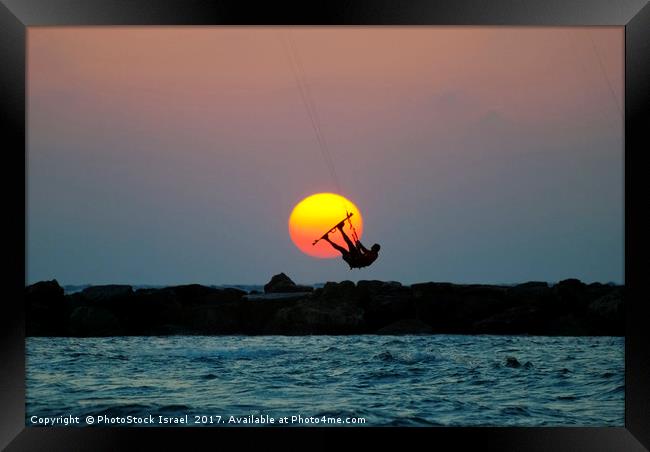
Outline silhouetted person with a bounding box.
[322,221,380,269]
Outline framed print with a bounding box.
[1,0,649,450]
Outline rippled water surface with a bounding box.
[26,335,624,426]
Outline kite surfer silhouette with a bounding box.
[321,221,380,269]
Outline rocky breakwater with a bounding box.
[25,275,623,336]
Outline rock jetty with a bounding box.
[25,274,624,337]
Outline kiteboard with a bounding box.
[312,212,354,246]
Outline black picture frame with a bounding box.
[1,0,648,450]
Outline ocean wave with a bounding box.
[373,350,436,364]
[26,335,624,427]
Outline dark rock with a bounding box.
[376,319,433,334]
[130,285,246,334]
[69,306,122,336]
[357,280,402,293]
[589,290,623,318]
[320,280,357,299]
[473,305,543,334]
[507,281,552,306]
[160,284,245,304]
[586,288,624,335]
[245,292,312,301]
[554,278,589,312]
[549,313,594,336]
[187,304,243,334]
[585,283,616,304]
[588,282,606,289]
[358,281,414,330]
[80,285,133,302]
[25,277,624,337]
[505,357,521,368]
[26,280,64,299]
[124,289,185,334]
[238,298,301,334]
[264,273,313,293]
[411,282,510,332]
[25,280,68,336]
[556,278,586,290]
[265,298,364,334]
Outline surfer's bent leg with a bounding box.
[338,228,356,253]
[323,236,348,256]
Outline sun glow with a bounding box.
[288,193,364,258]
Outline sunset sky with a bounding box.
[27,27,623,286]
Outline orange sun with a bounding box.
[289,193,364,259]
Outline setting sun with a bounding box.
[288,193,364,258]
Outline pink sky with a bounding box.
[27,27,623,285]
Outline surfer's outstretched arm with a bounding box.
[323,236,347,256]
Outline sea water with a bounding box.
[26,335,624,426]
